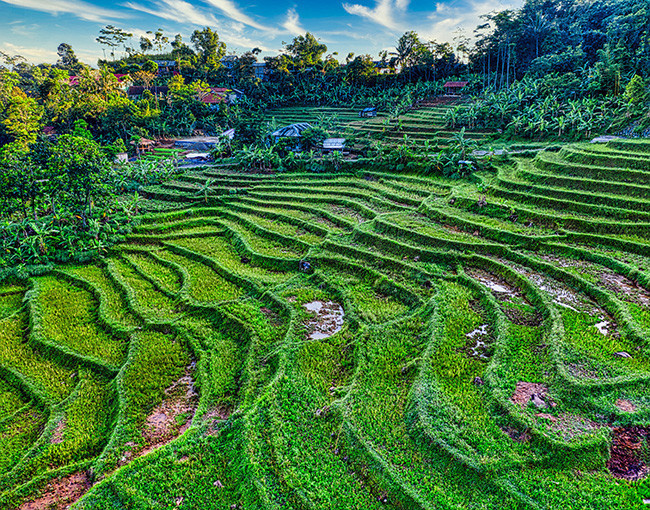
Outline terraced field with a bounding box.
[2,138,650,509]
[265,102,493,147]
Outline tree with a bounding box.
[140,37,153,55]
[395,31,425,80]
[0,51,26,71]
[525,12,550,59]
[171,34,195,61]
[148,29,169,53]
[56,43,82,74]
[48,135,110,220]
[96,26,133,60]
[285,33,327,68]
[346,55,376,85]
[191,27,226,66]
[0,142,40,219]
[625,74,647,104]
[0,88,43,148]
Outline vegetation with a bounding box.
[0,138,647,507]
[1,0,650,507]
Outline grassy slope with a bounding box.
[1,139,650,508]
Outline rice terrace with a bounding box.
[1,0,650,508]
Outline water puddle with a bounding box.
[595,320,610,335]
[303,300,345,339]
[466,268,541,326]
[464,324,492,360]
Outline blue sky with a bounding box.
[0,0,522,65]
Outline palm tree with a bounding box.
[194,178,215,203]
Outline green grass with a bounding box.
[64,265,140,329]
[6,137,650,509]
[156,249,243,303]
[0,380,27,422]
[123,253,183,294]
[172,236,293,284]
[0,312,77,402]
[110,257,182,321]
[0,406,45,475]
[34,276,127,367]
[219,218,307,258]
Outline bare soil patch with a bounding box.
[50,419,65,445]
[567,363,600,380]
[20,472,91,510]
[500,425,531,443]
[466,268,542,326]
[139,364,199,458]
[599,272,650,307]
[607,427,650,480]
[511,382,552,408]
[204,406,232,435]
[540,413,601,441]
[615,399,637,413]
[461,324,493,361]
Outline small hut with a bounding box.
[443,81,469,96]
[359,107,377,118]
[130,138,155,156]
[271,123,313,144]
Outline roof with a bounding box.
[271,123,313,138]
[130,138,155,145]
[201,93,225,104]
[361,107,377,112]
[443,81,469,88]
[323,138,346,149]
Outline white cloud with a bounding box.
[282,8,305,36]
[123,0,218,26]
[422,0,522,43]
[0,42,57,63]
[0,0,126,22]
[9,23,40,37]
[201,0,270,31]
[342,0,401,31]
[124,27,154,40]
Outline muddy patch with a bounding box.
[540,253,589,269]
[303,300,345,339]
[20,472,91,510]
[50,419,65,445]
[567,363,601,380]
[139,364,199,458]
[204,406,232,435]
[260,306,284,327]
[599,272,650,307]
[466,268,542,326]
[616,399,637,413]
[328,205,366,224]
[536,412,601,441]
[461,324,493,361]
[467,268,518,296]
[500,425,531,443]
[607,427,650,481]
[511,382,553,409]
